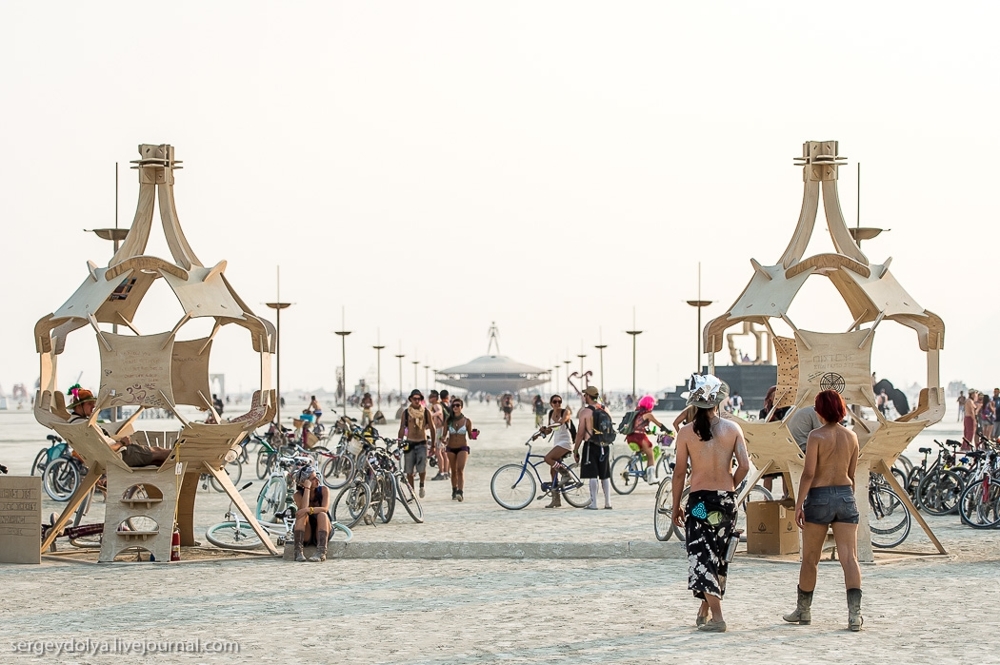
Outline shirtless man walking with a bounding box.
[671,375,750,633]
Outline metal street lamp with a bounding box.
[685,262,713,375]
[373,345,385,409]
[424,365,430,394]
[265,301,293,429]
[334,329,351,414]
[412,360,419,393]
[594,344,607,398]
[395,353,405,402]
[624,331,642,400]
[85,224,130,421]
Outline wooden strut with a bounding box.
[198,390,222,423]
[204,463,279,555]
[873,458,947,555]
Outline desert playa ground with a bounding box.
[1,401,997,664]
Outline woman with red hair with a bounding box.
[784,389,863,631]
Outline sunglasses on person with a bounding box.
[551,399,562,404]
[452,402,463,408]
[410,396,422,401]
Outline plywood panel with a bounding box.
[171,338,212,407]
[0,476,42,564]
[98,331,175,410]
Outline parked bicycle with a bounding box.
[207,481,352,550]
[490,428,590,510]
[653,475,772,542]
[957,447,1000,529]
[868,472,911,548]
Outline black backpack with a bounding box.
[589,406,616,446]
[617,410,637,435]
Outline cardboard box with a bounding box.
[746,500,799,555]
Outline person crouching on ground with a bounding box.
[784,389,863,631]
[671,375,750,633]
[626,394,669,484]
[292,465,331,562]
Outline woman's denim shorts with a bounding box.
[803,485,859,525]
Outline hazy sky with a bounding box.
[2,2,996,399]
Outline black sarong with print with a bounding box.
[685,490,737,600]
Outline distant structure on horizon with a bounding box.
[436,323,549,395]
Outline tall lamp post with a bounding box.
[395,353,405,402]
[554,365,561,396]
[86,222,129,422]
[624,330,642,400]
[373,344,385,409]
[594,344,607,398]
[685,262,713,375]
[265,268,293,429]
[577,353,587,393]
[424,365,430,394]
[412,360,419,393]
[334,326,351,415]
[564,359,573,405]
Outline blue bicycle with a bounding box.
[490,428,591,509]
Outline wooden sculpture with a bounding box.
[34,144,279,560]
[704,140,946,560]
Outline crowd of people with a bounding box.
[956,388,1000,447]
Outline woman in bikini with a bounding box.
[540,395,573,508]
[626,394,669,484]
[444,399,474,502]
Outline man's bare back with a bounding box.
[674,416,750,493]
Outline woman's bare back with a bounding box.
[806,424,859,488]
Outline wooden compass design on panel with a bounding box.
[703,140,946,559]
[33,144,279,560]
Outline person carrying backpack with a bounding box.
[625,394,669,484]
[573,386,615,510]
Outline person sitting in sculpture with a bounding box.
[67,387,172,467]
[291,465,331,562]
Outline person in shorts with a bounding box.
[785,390,863,631]
[397,389,436,498]
[573,386,612,510]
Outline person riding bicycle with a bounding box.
[540,394,574,508]
[626,394,669,484]
[67,387,171,467]
[307,395,323,425]
[292,465,332,562]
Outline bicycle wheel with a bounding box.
[736,485,773,535]
[490,464,537,510]
[655,453,673,484]
[561,463,592,508]
[672,487,690,541]
[255,476,287,522]
[43,457,80,501]
[210,460,243,493]
[893,454,913,475]
[395,474,424,523]
[610,455,639,495]
[916,469,964,516]
[205,521,265,550]
[869,484,911,548]
[255,449,272,480]
[31,448,48,476]
[958,479,1000,529]
[332,482,371,528]
[321,454,355,490]
[372,472,396,524]
[653,478,674,542]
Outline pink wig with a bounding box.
[638,394,656,411]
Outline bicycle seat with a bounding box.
[967,451,987,459]
[918,447,931,454]
[46,434,61,443]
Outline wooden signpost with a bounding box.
[0,476,42,564]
